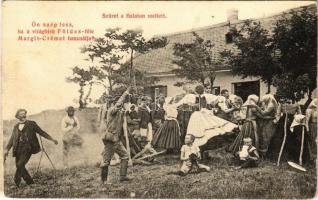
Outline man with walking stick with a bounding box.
[100,87,134,185]
[3,109,58,187]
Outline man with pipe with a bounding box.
[100,87,134,184]
[4,109,58,187]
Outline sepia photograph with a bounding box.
[1,1,317,198]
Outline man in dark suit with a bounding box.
[4,109,58,187]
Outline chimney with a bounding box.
[227,9,239,24]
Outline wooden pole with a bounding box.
[299,126,305,165]
[123,111,133,166]
[277,112,287,166]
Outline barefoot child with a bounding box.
[236,137,259,169]
[179,134,210,175]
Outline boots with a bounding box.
[119,159,132,182]
[101,166,109,184]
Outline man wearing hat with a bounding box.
[61,106,82,168]
[100,87,133,184]
[4,109,58,187]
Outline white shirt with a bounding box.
[61,115,80,134]
[181,144,200,160]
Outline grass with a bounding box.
[3,108,317,198]
[4,148,317,199]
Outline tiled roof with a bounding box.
[134,4,316,75]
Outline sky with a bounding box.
[2,1,315,119]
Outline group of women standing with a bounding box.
[227,93,317,165]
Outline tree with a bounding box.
[66,66,101,108]
[81,28,123,95]
[272,7,317,102]
[81,28,167,95]
[172,32,216,90]
[220,20,280,93]
[111,29,168,87]
[272,73,310,102]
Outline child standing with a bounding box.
[236,137,259,169]
[179,134,210,175]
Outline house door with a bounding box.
[233,81,260,102]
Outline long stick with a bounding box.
[277,114,287,166]
[123,113,133,166]
[299,126,304,165]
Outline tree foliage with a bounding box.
[220,20,280,93]
[221,7,316,101]
[272,7,317,101]
[66,66,102,108]
[172,32,216,90]
[67,28,167,107]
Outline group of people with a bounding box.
[3,84,317,187]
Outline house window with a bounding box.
[225,32,233,44]
[144,85,167,100]
[212,86,220,95]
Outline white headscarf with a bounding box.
[243,94,259,106]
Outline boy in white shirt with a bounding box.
[179,134,210,175]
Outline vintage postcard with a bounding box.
[1,1,317,198]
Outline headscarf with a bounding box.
[261,94,278,110]
[243,94,259,106]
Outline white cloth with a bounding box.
[202,94,218,105]
[187,109,237,146]
[180,144,201,160]
[239,145,256,160]
[140,123,153,142]
[290,114,306,132]
[163,104,178,119]
[61,115,80,136]
[18,123,25,131]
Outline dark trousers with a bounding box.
[240,158,258,168]
[14,151,34,186]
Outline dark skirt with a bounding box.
[308,123,317,161]
[288,125,310,164]
[177,109,193,145]
[227,120,257,154]
[258,118,276,156]
[267,114,293,161]
[152,120,181,149]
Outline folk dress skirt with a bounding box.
[152,119,181,149]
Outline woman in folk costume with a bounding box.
[248,94,278,158]
[175,86,196,145]
[152,97,182,153]
[184,85,237,147]
[266,96,302,164]
[305,98,317,162]
[227,95,262,154]
[287,114,311,164]
[150,95,166,134]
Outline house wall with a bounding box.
[153,71,276,98]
